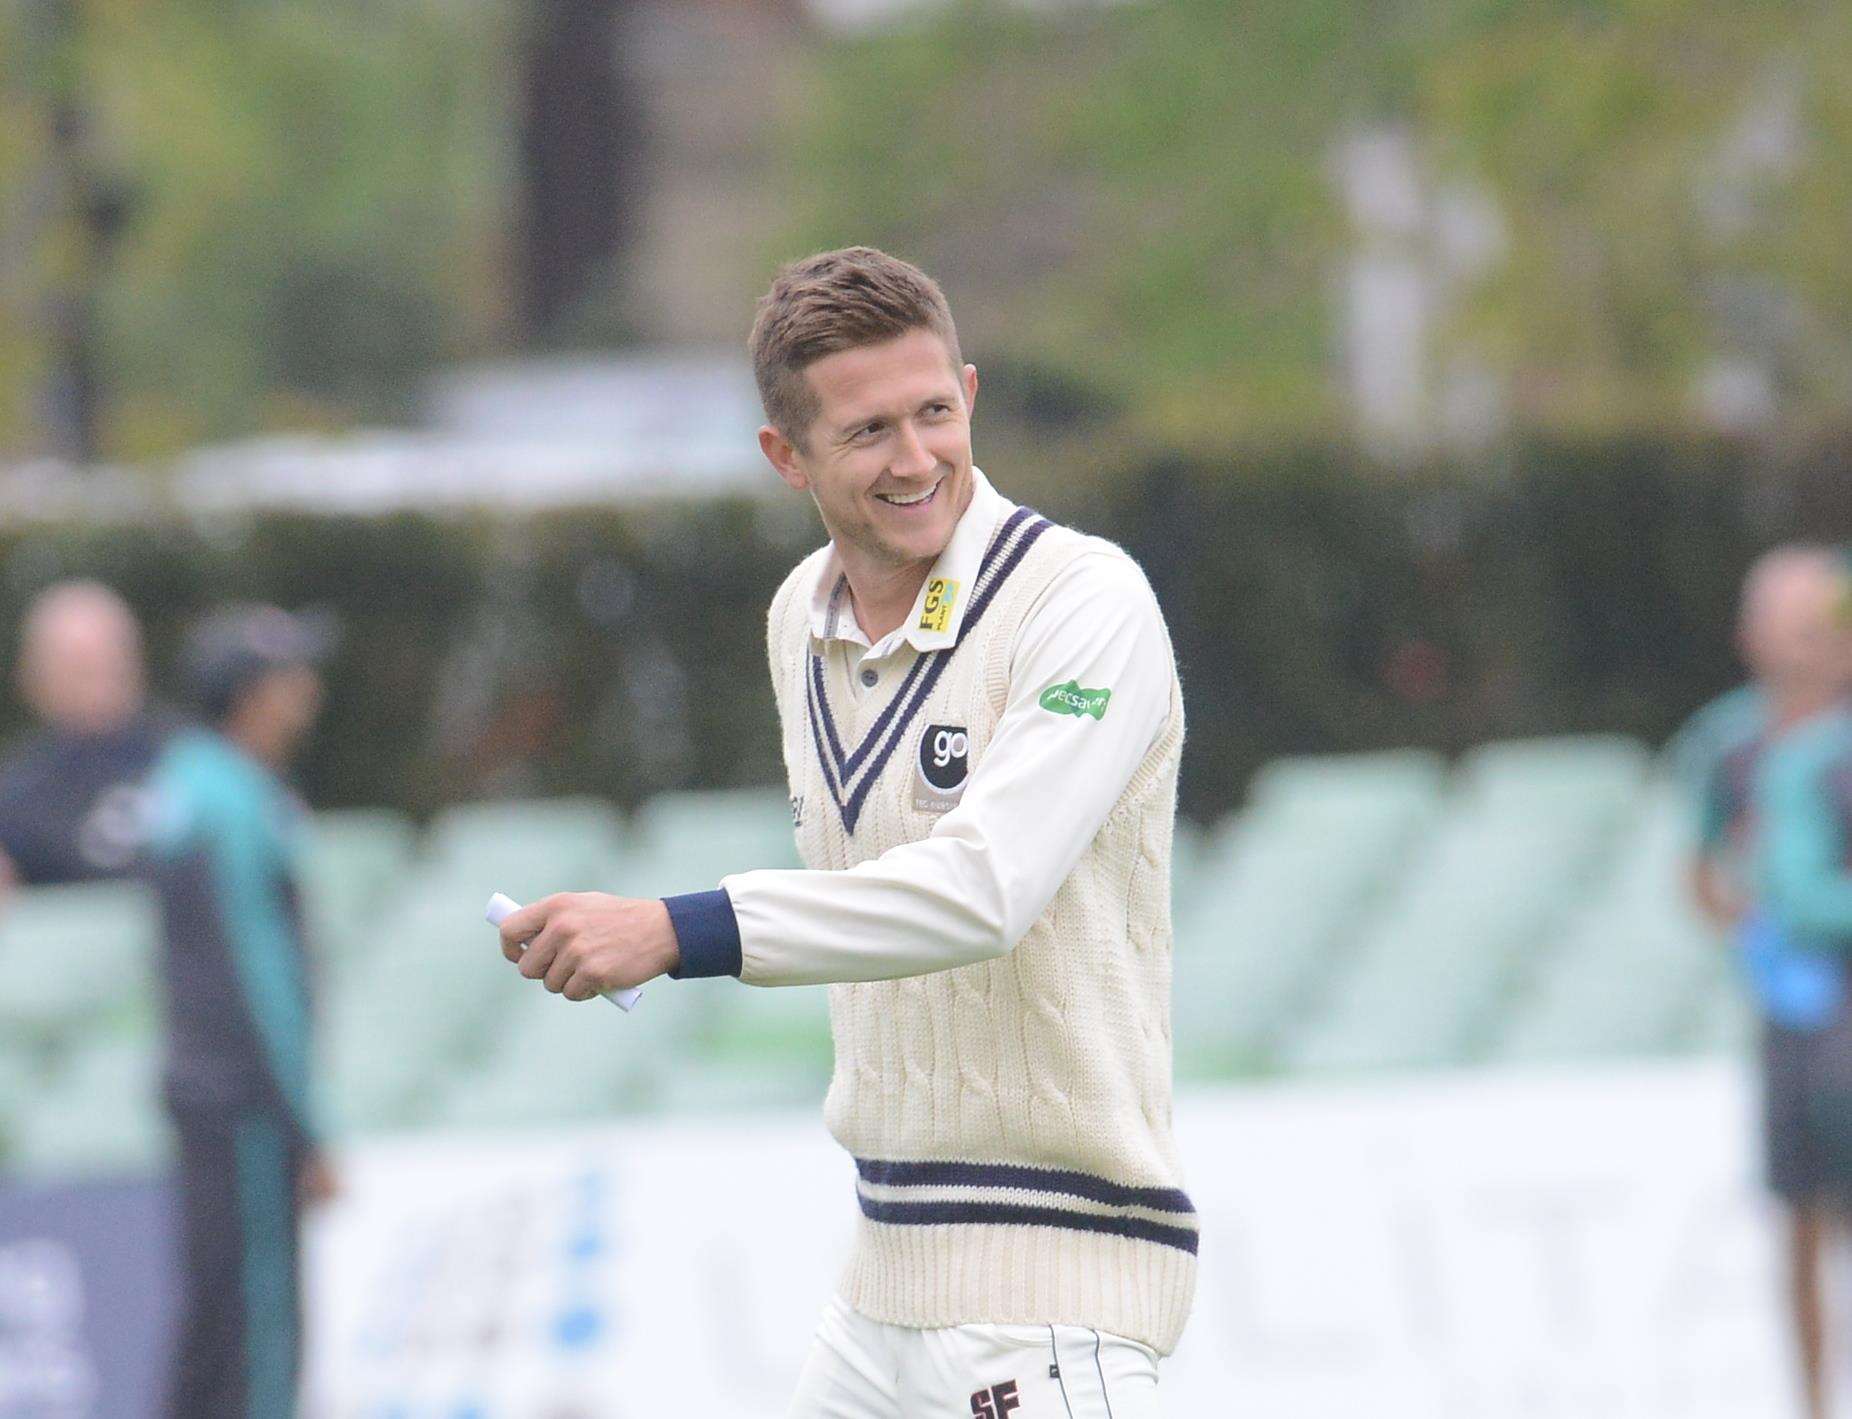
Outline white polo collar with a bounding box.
[807,466,1011,656]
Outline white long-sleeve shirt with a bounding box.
[665,469,1176,986]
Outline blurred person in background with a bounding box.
[0,579,174,890]
[1686,545,1852,1419]
[144,606,334,1419]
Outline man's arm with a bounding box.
[502,550,1176,994]
[1690,759,1744,930]
[190,789,318,1155]
[711,550,1172,986]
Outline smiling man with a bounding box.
[498,247,1192,1417]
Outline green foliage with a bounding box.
[5,0,513,459]
[8,0,1852,462]
[781,0,1852,448]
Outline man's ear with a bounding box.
[962,362,978,417]
[759,424,809,492]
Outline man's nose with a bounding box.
[891,421,937,478]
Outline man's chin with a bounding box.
[881,520,957,567]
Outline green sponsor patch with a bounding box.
[1038,680,1112,721]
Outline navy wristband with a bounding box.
[663,889,742,979]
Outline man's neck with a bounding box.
[1769,687,1843,734]
[224,722,285,772]
[839,550,933,645]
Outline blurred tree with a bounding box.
[2,0,1850,466]
[516,0,648,343]
[781,0,1852,459]
[8,0,137,462]
[3,0,514,460]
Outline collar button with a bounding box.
[859,667,879,688]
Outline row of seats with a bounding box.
[0,740,1751,1179]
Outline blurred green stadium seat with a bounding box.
[0,1039,42,1170]
[1492,780,1724,1063]
[323,892,515,1133]
[0,883,160,1047]
[302,807,417,968]
[420,795,628,901]
[1246,749,1447,822]
[655,982,833,1113]
[1681,972,1758,1056]
[1280,737,1649,1074]
[7,1035,169,1178]
[434,968,712,1130]
[1169,816,1210,912]
[1172,752,1444,1079]
[330,789,806,1133]
[1457,734,1650,821]
[622,787,799,895]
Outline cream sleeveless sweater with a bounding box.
[764,503,1195,1354]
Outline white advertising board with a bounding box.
[307,1058,1803,1418]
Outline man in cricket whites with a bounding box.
[498,246,1193,1416]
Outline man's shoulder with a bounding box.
[768,543,834,634]
[1760,708,1852,798]
[1669,683,1765,785]
[1784,707,1852,771]
[1023,526,1166,622]
[0,731,58,800]
[150,731,270,820]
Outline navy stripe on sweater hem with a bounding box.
[856,1198,1200,1255]
[854,1157,1195,1214]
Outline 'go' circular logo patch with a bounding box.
[916,723,970,804]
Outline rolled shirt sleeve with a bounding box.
[705,550,1175,987]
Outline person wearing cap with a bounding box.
[144,605,334,1419]
[0,580,176,891]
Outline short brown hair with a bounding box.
[748,246,961,446]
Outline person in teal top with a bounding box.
[1760,704,1852,952]
[1684,544,1852,1419]
[145,605,333,1419]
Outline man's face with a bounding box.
[763,328,979,571]
[233,665,324,763]
[22,606,144,735]
[1739,559,1849,695]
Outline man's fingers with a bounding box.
[562,972,600,1003]
[498,897,554,959]
[543,941,579,994]
[517,922,564,981]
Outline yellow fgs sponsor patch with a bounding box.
[918,578,959,633]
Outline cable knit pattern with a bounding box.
[764,503,1194,1354]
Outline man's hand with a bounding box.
[497,892,681,1001]
[1691,858,1745,934]
[300,1150,341,1208]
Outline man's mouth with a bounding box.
[875,479,942,508]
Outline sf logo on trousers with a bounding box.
[971,1379,1021,1417]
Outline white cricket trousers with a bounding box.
[786,1295,1163,1419]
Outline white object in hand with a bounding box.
[485,892,643,1012]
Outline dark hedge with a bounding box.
[2,436,1846,823]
